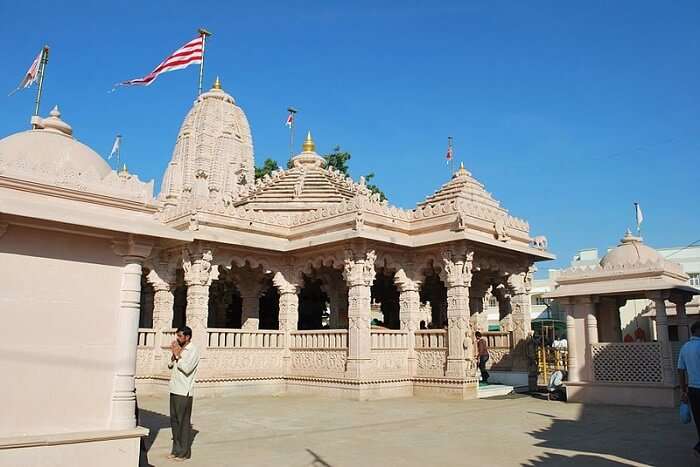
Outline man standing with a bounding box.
[679,320,700,457]
[168,326,200,461]
[474,331,490,384]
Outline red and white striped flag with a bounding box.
[117,36,203,87]
[285,112,294,128]
[9,48,43,96]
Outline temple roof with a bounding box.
[234,132,378,212]
[417,162,505,214]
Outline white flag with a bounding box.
[109,135,121,160]
[635,203,643,230]
[8,48,43,96]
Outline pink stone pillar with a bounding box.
[273,270,300,373]
[649,292,674,384]
[507,268,534,371]
[343,249,376,379]
[442,249,474,379]
[580,296,598,382]
[395,268,421,377]
[182,247,218,352]
[560,299,580,383]
[110,238,152,430]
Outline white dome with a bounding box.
[0,107,111,185]
[160,79,254,208]
[600,230,665,268]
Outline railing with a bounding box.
[371,329,408,349]
[482,331,513,349]
[415,330,447,349]
[208,329,284,349]
[290,330,348,349]
[137,328,157,347]
[161,329,178,348]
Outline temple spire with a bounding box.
[302,130,315,152]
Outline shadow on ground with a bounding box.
[523,394,698,467]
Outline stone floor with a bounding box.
[137,392,698,467]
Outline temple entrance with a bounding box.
[258,277,279,330]
[208,268,242,328]
[298,274,329,330]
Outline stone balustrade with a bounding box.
[137,329,157,347]
[290,330,348,349]
[208,328,284,349]
[414,330,447,349]
[482,331,513,349]
[371,329,409,349]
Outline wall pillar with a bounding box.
[343,249,376,379]
[469,278,489,333]
[494,284,513,332]
[395,267,421,377]
[649,291,674,384]
[110,237,152,429]
[442,249,474,379]
[183,246,218,352]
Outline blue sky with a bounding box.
[2,1,699,275]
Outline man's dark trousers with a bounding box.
[479,355,490,382]
[170,393,193,459]
[689,387,700,452]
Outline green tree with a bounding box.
[255,158,279,180]
[363,172,387,202]
[323,145,352,175]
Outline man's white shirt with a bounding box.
[168,343,200,396]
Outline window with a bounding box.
[531,295,548,306]
[689,273,700,287]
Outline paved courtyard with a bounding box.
[138,393,698,467]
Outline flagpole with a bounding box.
[448,136,454,175]
[33,46,49,123]
[117,134,122,170]
[288,107,298,157]
[197,28,212,95]
[634,202,642,237]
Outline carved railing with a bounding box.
[414,330,447,378]
[482,331,513,349]
[208,329,284,349]
[290,330,349,349]
[160,329,178,348]
[591,342,663,384]
[137,328,157,347]
[415,330,447,349]
[371,329,408,349]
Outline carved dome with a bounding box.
[0,106,111,184]
[600,230,665,268]
[160,78,254,208]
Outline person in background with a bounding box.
[679,320,700,458]
[474,331,489,384]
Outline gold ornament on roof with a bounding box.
[212,76,222,90]
[302,131,316,152]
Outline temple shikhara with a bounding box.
[0,80,555,464]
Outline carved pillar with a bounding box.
[236,274,264,329]
[146,266,175,334]
[671,293,692,342]
[273,269,300,372]
[494,284,513,332]
[319,272,348,329]
[648,291,674,384]
[110,237,152,429]
[469,277,489,333]
[395,268,421,377]
[343,249,376,379]
[182,246,218,352]
[442,249,474,379]
[507,267,534,370]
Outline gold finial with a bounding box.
[212,76,222,90]
[302,130,316,152]
[452,161,471,178]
